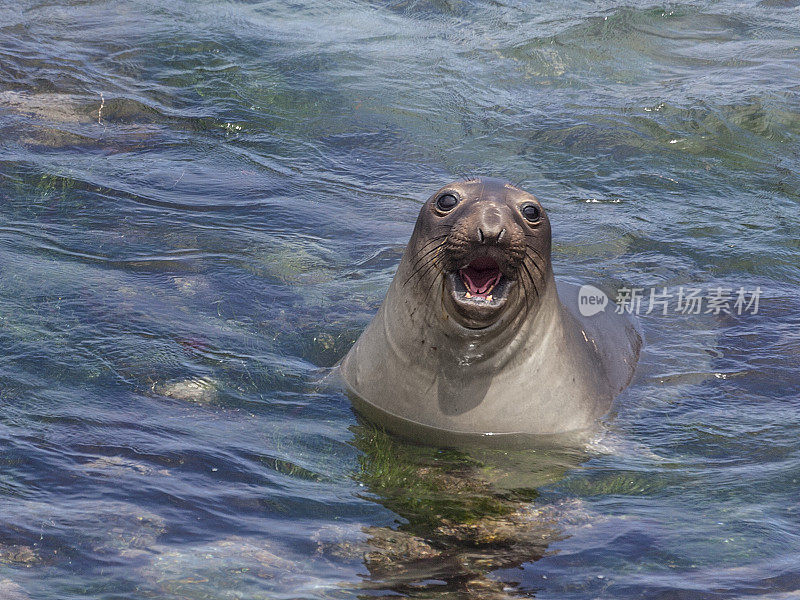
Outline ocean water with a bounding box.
[1,0,799,598]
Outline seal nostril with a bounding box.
[477,226,504,245]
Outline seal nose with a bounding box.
[476,206,506,245]
[478,226,505,244]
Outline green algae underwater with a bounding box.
[1,0,800,598]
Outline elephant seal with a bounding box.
[340,177,641,446]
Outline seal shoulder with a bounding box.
[556,281,643,395]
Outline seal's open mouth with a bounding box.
[459,257,502,300]
[444,256,513,324]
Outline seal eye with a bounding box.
[521,203,541,223]
[435,194,459,212]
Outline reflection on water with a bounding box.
[1,0,800,597]
[346,425,586,598]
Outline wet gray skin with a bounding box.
[340,177,641,446]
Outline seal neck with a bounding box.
[383,255,566,376]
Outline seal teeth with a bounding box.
[461,280,498,300]
[459,258,502,298]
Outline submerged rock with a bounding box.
[0,91,95,124]
[153,377,220,405]
[77,502,167,560]
[0,579,31,600]
[0,544,40,568]
[79,456,171,478]
[140,536,340,599]
[243,240,334,286]
[340,425,598,597]
[0,91,161,150]
[0,500,166,569]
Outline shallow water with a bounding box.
[1,0,799,597]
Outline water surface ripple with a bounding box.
[1,0,799,598]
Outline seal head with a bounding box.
[427,179,549,330]
[340,178,641,446]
